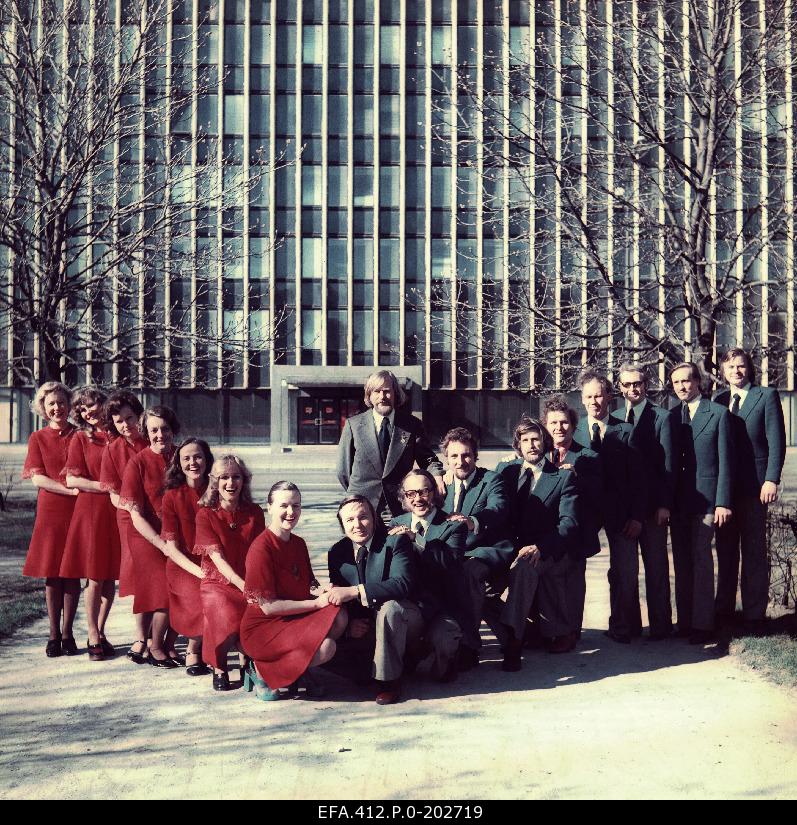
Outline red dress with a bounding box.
[193,503,266,670]
[100,435,147,597]
[161,484,205,638]
[59,430,121,580]
[119,446,173,613]
[21,425,77,578]
[240,530,340,689]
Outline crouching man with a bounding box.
[327,495,419,705]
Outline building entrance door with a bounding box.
[296,392,365,445]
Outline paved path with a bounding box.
[1,454,796,799]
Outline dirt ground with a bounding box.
[1,448,796,799]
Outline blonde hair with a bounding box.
[363,370,406,408]
[31,381,72,420]
[198,454,253,508]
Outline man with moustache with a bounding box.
[669,362,733,644]
[714,348,786,634]
[439,427,514,670]
[337,370,445,524]
[327,495,419,705]
[542,395,603,646]
[495,417,580,668]
[617,362,677,640]
[573,368,646,644]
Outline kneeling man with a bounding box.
[327,495,419,705]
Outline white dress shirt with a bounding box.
[521,459,545,492]
[352,535,376,607]
[626,397,647,422]
[412,507,437,549]
[728,383,751,411]
[587,416,608,439]
[452,470,480,535]
[372,408,395,433]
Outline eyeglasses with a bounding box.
[403,489,433,500]
[620,381,645,389]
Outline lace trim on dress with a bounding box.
[118,496,141,513]
[243,587,276,605]
[192,542,222,556]
[62,466,84,479]
[21,466,45,480]
[99,481,119,494]
[161,531,178,542]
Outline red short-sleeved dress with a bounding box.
[161,484,205,638]
[240,529,340,689]
[119,446,173,613]
[22,425,77,578]
[100,435,148,597]
[193,503,266,670]
[58,429,121,580]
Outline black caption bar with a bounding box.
[314,803,489,822]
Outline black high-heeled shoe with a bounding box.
[87,639,105,662]
[61,637,79,656]
[185,652,211,676]
[168,651,186,667]
[45,635,62,658]
[212,671,231,691]
[149,650,178,669]
[99,635,115,658]
[126,640,149,665]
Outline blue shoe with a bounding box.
[245,662,280,701]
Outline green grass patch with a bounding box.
[731,626,797,688]
[0,504,44,639]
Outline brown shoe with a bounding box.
[547,632,578,654]
[375,679,401,705]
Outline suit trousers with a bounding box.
[638,517,673,635]
[564,557,587,634]
[460,556,508,650]
[670,512,716,632]
[606,530,644,637]
[490,558,540,646]
[715,496,769,622]
[415,613,462,679]
[537,554,578,638]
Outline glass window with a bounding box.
[275,166,295,206]
[353,95,374,135]
[276,24,297,63]
[353,167,374,207]
[301,310,321,348]
[328,239,348,280]
[276,94,296,135]
[431,167,451,208]
[379,95,400,136]
[197,94,218,135]
[328,94,348,136]
[379,239,400,280]
[328,166,348,207]
[250,95,270,135]
[352,310,374,361]
[224,25,245,64]
[275,237,296,277]
[303,24,323,64]
[251,25,271,64]
[249,237,270,279]
[432,239,452,279]
[329,25,348,63]
[380,25,400,64]
[353,25,374,64]
[302,165,322,207]
[302,94,323,135]
[432,25,452,64]
[302,238,323,279]
[380,167,400,208]
[224,95,244,135]
[353,238,374,280]
[379,310,399,355]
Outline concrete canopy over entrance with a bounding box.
[270,365,424,452]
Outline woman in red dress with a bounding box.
[119,405,181,668]
[240,481,346,701]
[160,438,214,677]
[59,386,121,661]
[21,381,80,657]
[193,455,265,691]
[99,390,148,663]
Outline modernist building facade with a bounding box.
[2,0,796,446]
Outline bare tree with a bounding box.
[429,0,796,390]
[0,0,284,388]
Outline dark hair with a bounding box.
[669,361,702,382]
[440,427,478,459]
[267,480,301,504]
[140,405,181,443]
[164,438,214,491]
[70,386,107,435]
[336,494,377,531]
[363,370,407,408]
[399,469,441,510]
[104,390,144,438]
[720,347,756,384]
[512,415,553,457]
[541,394,578,429]
[578,367,613,396]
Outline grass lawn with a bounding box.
[0,504,43,639]
[730,615,797,688]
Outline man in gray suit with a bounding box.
[337,370,444,523]
[714,348,786,634]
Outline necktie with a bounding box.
[681,402,691,424]
[414,522,425,537]
[453,481,466,514]
[730,394,740,415]
[355,544,367,583]
[627,407,635,425]
[378,417,391,463]
[551,450,559,467]
[590,422,602,452]
[517,467,532,501]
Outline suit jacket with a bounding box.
[559,442,603,558]
[670,398,733,514]
[494,458,580,562]
[389,509,467,623]
[628,401,676,515]
[714,385,786,497]
[327,527,414,620]
[442,466,515,568]
[573,414,646,531]
[336,408,444,517]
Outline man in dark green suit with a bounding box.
[670,361,733,644]
[439,427,514,669]
[572,368,646,644]
[714,348,786,632]
[495,417,581,670]
[618,362,676,640]
[327,495,419,705]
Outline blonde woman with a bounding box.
[194,455,265,691]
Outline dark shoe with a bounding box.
[87,640,105,662]
[675,625,692,639]
[213,671,231,691]
[149,650,178,669]
[45,637,62,658]
[61,636,79,656]
[742,619,767,638]
[547,632,578,654]
[99,635,115,658]
[523,622,544,649]
[648,627,673,642]
[168,652,187,667]
[126,640,149,665]
[185,653,211,676]
[604,629,631,645]
[456,645,480,671]
[438,659,458,683]
[296,670,326,698]
[375,679,401,705]
[502,638,523,672]
[689,630,715,645]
